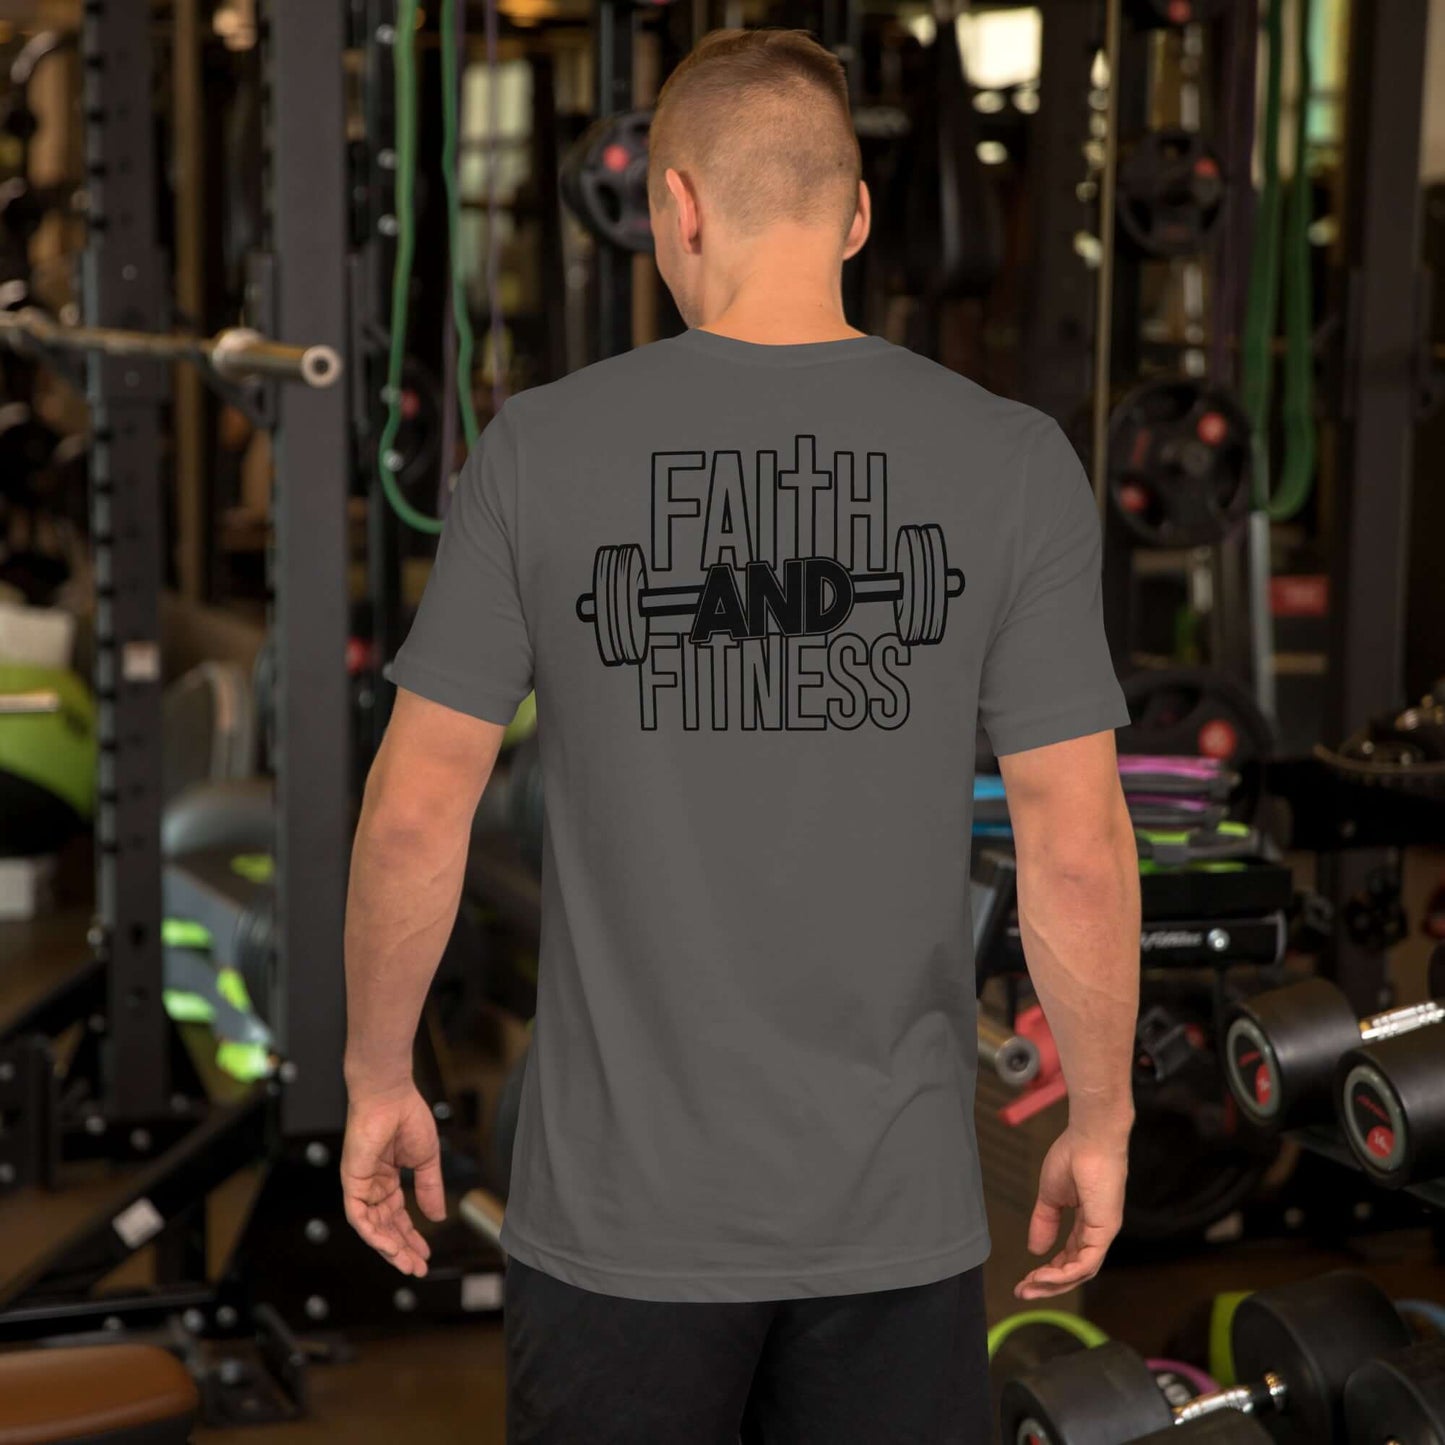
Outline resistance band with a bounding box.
[378,0,484,534]
[1241,0,1315,521]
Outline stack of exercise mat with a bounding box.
[1223,966,1445,1192]
[974,755,1263,864]
[987,1271,1445,1445]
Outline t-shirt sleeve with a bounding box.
[389,405,534,726]
[978,418,1130,757]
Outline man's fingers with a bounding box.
[1014,1242,1109,1297]
[412,1152,448,1223]
[1026,1197,1063,1257]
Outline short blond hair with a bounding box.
[649,29,861,235]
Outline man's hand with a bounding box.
[340,1082,447,1276]
[1015,1125,1129,1300]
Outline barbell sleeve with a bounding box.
[0,309,342,389]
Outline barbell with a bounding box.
[0,308,341,389]
[575,523,965,666]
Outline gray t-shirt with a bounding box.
[391,330,1128,1302]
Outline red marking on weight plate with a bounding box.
[1119,482,1151,514]
[401,389,421,422]
[602,143,631,173]
[1355,1090,1390,1125]
[1367,1125,1395,1160]
[1194,157,1220,179]
[1254,1065,1272,1108]
[1130,430,1152,469]
[1197,718,1238,759]
[1197,411,1228,446]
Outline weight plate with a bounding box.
[1232,1272,1411,1445]
[1117,129,1225,257]
[592,543,649,666]
[894,523,948,646]
[1108,379,1251,548]
[561,110,654,254]
[1119,667,1272,821]
[1343,1340,1445,1445]
[999,1340,1171,1445]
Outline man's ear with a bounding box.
[843,179,871,261]
[665,167,702,254]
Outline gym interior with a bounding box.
[0,0,1443,1441]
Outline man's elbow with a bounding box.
[358,770,468,858]
[1022,800,1136,889]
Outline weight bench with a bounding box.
[0,1344,198,1444]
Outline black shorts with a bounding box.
[504,1258,990,1445]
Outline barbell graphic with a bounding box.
[575,522,965,666]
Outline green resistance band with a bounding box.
[378,0,483,534]
[987,1310,1109,1359]
[1242,0,1316,521]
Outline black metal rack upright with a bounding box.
[594,0,635,359]
[1323,0,1432,1016]
[264,0,354,1139]
[82,0,172,1126]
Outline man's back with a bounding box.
[392,329,1125,1300]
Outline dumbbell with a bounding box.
[1334,1022,1445,1187]
[575,523,965,665]
[1343,1339,1445,1445]
[1223,978,1444,1130]
[999,1271,1410,1445]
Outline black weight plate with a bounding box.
[561,110,653,254]
[990,1320,1098,1433]
[1343,1341,1445,1445]
[1118,668,1274,821]
[1225,978,1361,1130]
[1108,378,1251,548]
[1117,129,1225,257]
[999,1341,1170,1445]
[1232,1272,1411,1445]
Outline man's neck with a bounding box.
[692,242,863,345]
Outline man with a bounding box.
[342,28,1139,1445]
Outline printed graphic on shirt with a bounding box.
[573,436,965,732]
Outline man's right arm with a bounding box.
[998,730,1139,1300]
